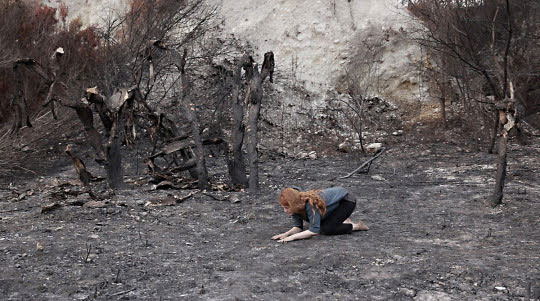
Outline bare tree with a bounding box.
[2,0,220,188]
[337,25,389,153]
[408,0,540,206]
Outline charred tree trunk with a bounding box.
[102,112,124,189]
[488,110,500,154]
[436,78,449,128]
[10,65,32,134]
[228,55,252,187]
[83,88,132,189]
[439,95,447,128]
[179,49,209,190]
[65,145,93,185]
[245,77,262,193]
[491,128,507,207]
[490,96,517,207]
[245,52,274,193]
[73,104,107,164]
[180,149,199,179]
[106,139,124,189]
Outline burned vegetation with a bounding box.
[1,0,275,194]
[0,0,539,300]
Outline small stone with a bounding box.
[366,143,383,153]
[400,287,416,297]
[41,203,62,214]
[308,151,317,160]
[230,195,241,204]
[392,130,403,136]
[371,175,386,181]
[338,141,350,152]
[298,152,309,159]
[83,201,108,208]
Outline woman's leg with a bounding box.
[342,193,368,231]
[320,200,356,235]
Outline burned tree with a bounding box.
[227,52,274,193]
[1,0,276,193]
[408,0,540,206]
[1,0,219,189]
[227,55,252,187]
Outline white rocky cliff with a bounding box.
[219,0,420,103]
[42,0,421,106]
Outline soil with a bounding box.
[1,139,539,300]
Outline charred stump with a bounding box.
[228,55,252,187]
[65,145,93,185]
[490,95,517,207]
[245,51,274,193]
[178,49,209,189]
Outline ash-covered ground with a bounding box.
[1,141,539,300]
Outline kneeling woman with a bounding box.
[272,187,368,243]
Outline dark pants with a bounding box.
[320,194,357,235]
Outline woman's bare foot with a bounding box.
[344,218,353,224]
[352,220,369,231]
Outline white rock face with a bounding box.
[43,0,421,104]
[219,0,421,103]
[42,0,131,24]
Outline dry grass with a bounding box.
[0,108,79,181]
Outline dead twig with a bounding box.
[177,191,197,203]
[83,242,92,263]
[108,288,136,298]
[335,147,386,180]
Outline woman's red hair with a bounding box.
[279,188,326,216]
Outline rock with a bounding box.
[392,130,403,136]
[399,287,416,297]
[366,143,383,153]
[338,141,350,152]
[308,151,317,160]
[414,290,451,301]
[145,195,177,207]
[83,200,108,208]
[230,195,241,204]
[297,152,309,159]
[41,203,62,214]
[371,175,386,181]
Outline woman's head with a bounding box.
[279,188,303,215]
[279,188,327,216]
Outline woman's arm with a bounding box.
[277,230,318,243]
[271,226,302,240]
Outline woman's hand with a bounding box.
[277,230,317,243]
[271,227,302,240]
